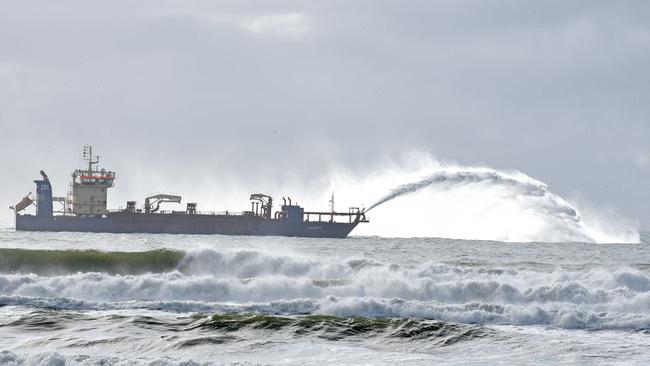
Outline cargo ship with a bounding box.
[11,146,368,238]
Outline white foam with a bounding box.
[179,247,356,279]
[0,351,207,366]
[2,249,650,330]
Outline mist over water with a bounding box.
[331,155,639,243]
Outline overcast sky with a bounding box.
[1,1,648,229]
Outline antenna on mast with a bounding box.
[329,192,335,213]
[82,145,100,172]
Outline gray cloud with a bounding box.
[1,0,648,229]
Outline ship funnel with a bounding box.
[288,197,292,206]
[34,171,53,218]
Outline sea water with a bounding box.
[1,229,649,365]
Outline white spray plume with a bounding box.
[322,153,639,243]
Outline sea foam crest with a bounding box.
[3,250,650,305]
[2,248,650,330]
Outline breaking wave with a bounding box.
[2,247,650,330]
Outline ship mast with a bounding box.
[83,145,100,174]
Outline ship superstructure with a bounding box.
[11,146,367,238]
[68,145,116,216]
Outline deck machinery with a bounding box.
[11,146,368,238]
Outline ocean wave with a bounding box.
[2,250,650,305]
[177,247,361,278]
[0,311,488,365]
[2,295,650,331]
[1,310,489,346]
[2,247,650,330]
[0,247,366,278]
[188,313,489,344]
[3,266,648,305]
[0,248,183,275]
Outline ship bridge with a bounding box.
[67,145,115,216]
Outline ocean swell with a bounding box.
[0,248,183,275]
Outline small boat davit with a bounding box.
[11,146,368,238]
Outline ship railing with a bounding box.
[303,208,368,224]
[109,208,248,216]
[192,210,248,216]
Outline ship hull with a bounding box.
[15,213,359,238]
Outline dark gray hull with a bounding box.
[15,212,359,238]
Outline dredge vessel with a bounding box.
[11,146,367,238]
